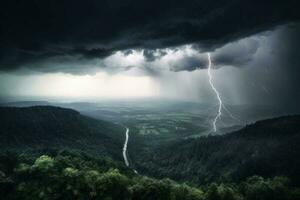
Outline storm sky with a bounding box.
[0,0,300,107]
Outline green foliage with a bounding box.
[205,183,242,200]
[33,155,55,172]
[0,106,126,161]
[0,151,299,200]
[131,178,173,200]
[241,175,291,200]
[0,152,204,200]
[133,115,300,185]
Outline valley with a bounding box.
[1,101,300,199]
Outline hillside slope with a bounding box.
[3,151,300,200]
[0,106,125,160]
[134,115,300,184]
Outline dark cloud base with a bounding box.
[0,0,299,72]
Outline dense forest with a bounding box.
[1,151,300,200]
[133,115,300,185]
[0,106,125,160]
[1,106,300,199]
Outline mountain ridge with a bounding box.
[133,115,300,184]
[0,106,125,161]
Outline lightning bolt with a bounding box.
[207,53,222,132]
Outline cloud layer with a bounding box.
[0,0,299,73]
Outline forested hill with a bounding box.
[0,106,125,160]
[135,115,300,184]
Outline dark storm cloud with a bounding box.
[166,38,260,72]
[69,48,114,59]
[122,50,134,56]
[143,50,167,62]
[0,0,299,72]
[169,55,208,72]
[271,24,300,107]
[0,46,114,71]
[211,38,260,68]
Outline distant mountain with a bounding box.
[0,106,125,160]
[134,115,300,184]
[0,101,50,107]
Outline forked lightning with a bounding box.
[207,53,223,132]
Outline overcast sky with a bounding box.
[0,0,299,108]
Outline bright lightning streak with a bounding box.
[207,53,223,132]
